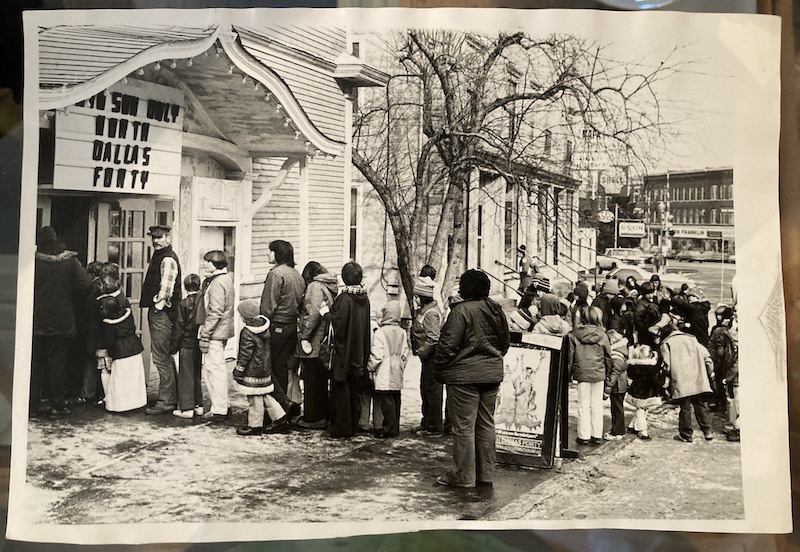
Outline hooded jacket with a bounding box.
[605,330,629,394]
[233,315,274,395]
[296,273,339,359]
[411,300,442,360]
[367,301,409,391]
[34,249,93,336]
[330,286,371,382]
[660,329,714,399]
[568,324,613,383]
[533,294,571,336]
[434,297,511,385]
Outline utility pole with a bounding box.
[614,202,619,248]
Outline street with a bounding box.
[661,259,736,308]
[22,354,743,528]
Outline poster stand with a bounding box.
[497,332,577,468]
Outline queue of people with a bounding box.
[31,222,738,494]
[510,271,740,444]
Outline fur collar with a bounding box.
[97,289,122,301]
[35,250,78,262]
[103,308,132,325]
[244,315,270,334]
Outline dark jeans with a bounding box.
[609,392,626,436]
[678,394,712,440]
[148,309,177,407]
[329,377,359,437]
[420,356,444,432]
[446,383,499,486]
[301,357,329,423]
[270,321,298,406]
[31,335,71,412]
[81,354,103,402]
[376,390,401,436]
[177,347,203,411]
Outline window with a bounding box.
[711,208,717,224]
[711,185,718,199]
[543,130,552,157]
[564,140,573,164]
[349,187,359,261]
[477,205,484,268]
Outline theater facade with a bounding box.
[35,23,387,365]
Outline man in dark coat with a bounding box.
[31,226,92,418]
[325,262,371,439]
[632,282,662,348]
[434,269,511,488]
[141,225,182,415]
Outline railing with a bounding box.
[482,265,523,297]
[494,257,572,286]
[559,251,598,287]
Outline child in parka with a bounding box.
[233,299,288,436]
[603,329,629,440]
[367,300,410,438]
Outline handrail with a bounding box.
[530,255,571,282]
[559,251,598,287]
[480,266,523,297]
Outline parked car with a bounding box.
[605,264,696,295]
[597,248,648,272]
[728,254,736,264]
[675,250,703,262]
[697,250,730,263]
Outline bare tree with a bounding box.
[353,29,687,307]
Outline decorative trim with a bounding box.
[218,31,344,157]
[39,28,221,110]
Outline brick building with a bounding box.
[641,167,735,254]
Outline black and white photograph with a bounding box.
[7,7,787,543]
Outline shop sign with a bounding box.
[707,230,722,238]
[53,78,184,196]
[673,227,707,238]
[618,221,646,237]
[597,210,614,223]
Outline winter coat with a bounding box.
[684,300,711,347]
[260,263,305,325]
[330,286,371,382]
[660,329,714,399]
[94,288,132,353]
[709,325,738,387]
[169,292,200,354]
[296,273,338,359]
[592,293,613,328]
[33,249,93,336]
[605,330,629,395]
[99,308,144,360]
[233,316,274,396]
[627,354,665,400]
[632,297,661,343]
[411,301,442,360]
[367,302,409,391]
[434,297,511,385]
[196,270,235,341]
[568,324,613,383]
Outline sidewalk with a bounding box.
[23,357,743,525]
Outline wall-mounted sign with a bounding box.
[596,210,614,223]
[618,221,646,237]
[53,78,184,196]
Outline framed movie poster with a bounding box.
[496,333,565,469]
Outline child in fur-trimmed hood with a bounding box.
[603,329,629,440]
[233,299,288,436]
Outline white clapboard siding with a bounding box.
[248,26,347,62]
[307,157,346,272]
[250,158,301,277]
[238,33,346,142]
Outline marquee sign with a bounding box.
[53,78,184,196]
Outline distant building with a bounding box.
[641,167,734,253]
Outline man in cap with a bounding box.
[411,275,444,437]
[632,281,661,348]
[141,225,183,415]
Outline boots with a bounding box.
[263,415,290,434]
[726,428,740,442]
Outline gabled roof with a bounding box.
[37,24,345,157]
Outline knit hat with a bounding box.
[237,299,261,323]
[574,281,589,300]
[686,288,705,301]
[37,226,58,245]
[413,276,435,298]
[539,294,560,317]
[640,281,655,295]
[650,274,661,283]
[600,279,620,295]
[715,304,733,320]
[508,307,534,332]
[609,295,626,314]
[533,275,550,293]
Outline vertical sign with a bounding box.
[53,78,184,196]
[495,332,564,468]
